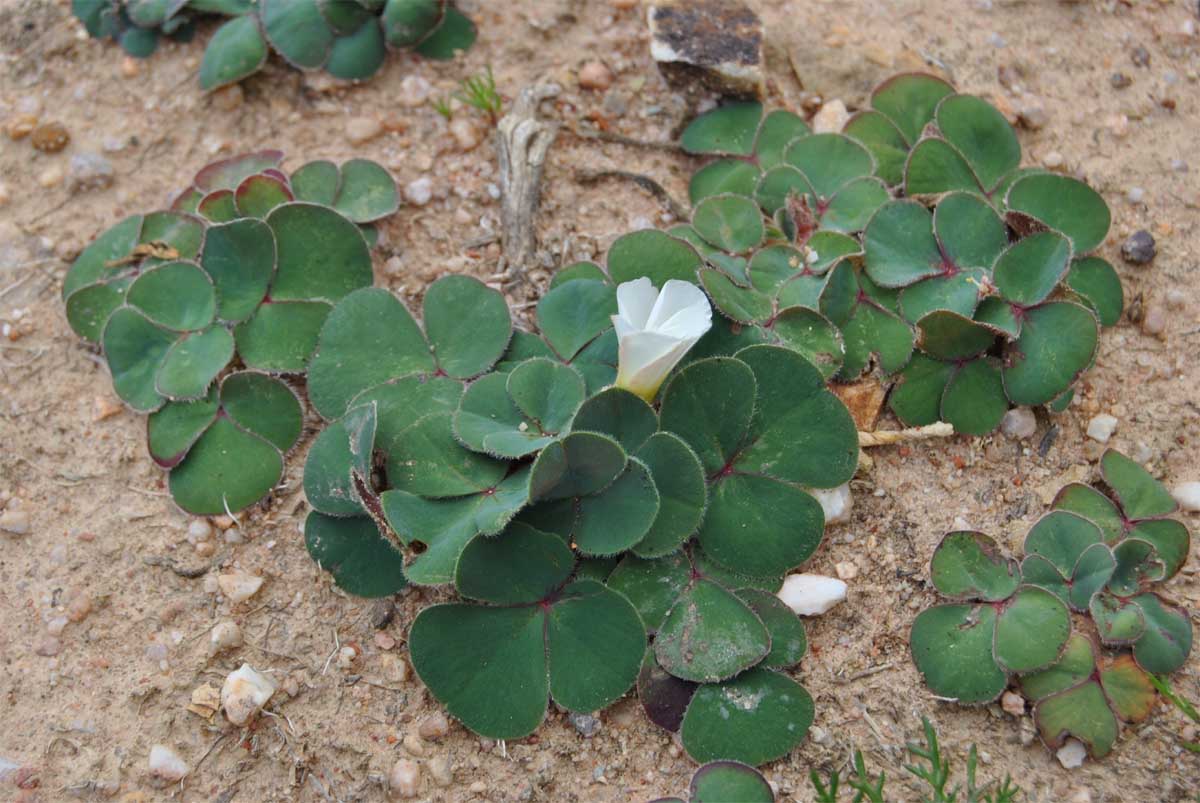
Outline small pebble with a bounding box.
[1170,158,1188,173]
[428,755,453,787]
[345,116,383,145]
[1001,407,1037,440]
[1056,738,1087,768]
[389,758,421,799]
[68,150,114,190]
[1069,789,1093,803]
[1042,151,1064,170]
[1130,45,1150,67]
[66,593,92,622]
[398,75,432,108]
[221,663,276,725]
[1126,187,1145,204]
[405,177,433,206]
[1166,289,1186,309]
[35,635,61,657]
[579,61,614,91]
[834,561,858,580]
[808,484,852,525]
[31,121,70,153]
[1121,230,1156,264]
[1086,414,1118,444]
[148,745,189,781]
[418,712,450,740]
[5,113,37,139]
[1001,690,1025,716]
[1141,303,1166,336]
[449,117,481,151]
[217,571,263,603]
[188,519,212,543]
[402,731,426,757]
[777,574,847,616]
[1171,482,1200,512]
[210,620,243,653]
[0,508,31,535]
[381,653,410,683]
[38,164,64,188]
[568,712,601,738]
[121,55,141,77]
[1110,72,1132,89]
[1017,105,1048,130]
[812,99,849,134]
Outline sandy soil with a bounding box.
[1,0,1199,800]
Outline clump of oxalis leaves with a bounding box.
[303,264,860,765]
[912,449,1193,760]
[668,72,1123,435]
[62,150,399,515]
[72,0,475,89]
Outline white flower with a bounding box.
[611,277,712,402]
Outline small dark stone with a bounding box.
[370,599,396,629]
[568,711,601,738]
[1121,230,1157,265]
[1110,72,1132,89]
[1130,45,1151,68]
[648,0,764,99]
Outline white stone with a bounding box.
[812,99,849,134]
[405,177,433,206]
[389,758,421,798]
[1001,407,1037,440]
[808,483,852,525]
[0,508,31,535]
[345,116,383,145]
[210,620,243,653]
[1001,690,1025,716]
[398,75,432,108]
[777,574,847,616]
[221,663,276,725]
[1086,414,1118,443]
[1056,738,1087,769]
[217,571,262,603]
[148,744,189,781]
[188,519,212,542]
[1171,481,1200,512]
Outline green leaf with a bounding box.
[66,277,133,345]
[266,203,373,302]
[935,94,1021,191]
[333,158,400,223]
[784,134,875,198]
[529,432,627,502]
[930,531,1020,601]
[198,190,237,223]
[102,307,177,412]
[753,165,813,217]
[838,300,915,379]
[693,194,765,254]
[638,651,698,733]
[1034,680,1117,758]
[1128,518,1190,579]
[64,214,143,301]
[607,551,691,634]
[260,0,333,69]
[911,604,1007,703]
[199,218,275,323]
[1068,543,1117,611]
[194,150,283,193]
[1005,173,1111,255]
[573,459,660,556]
[899,270,985,323]
[156,325,234,400]
[507,358,585,434]
[1021,632,1095,701]
[1002,302,1098,406]
[571,387,658,452]
[147,390,218,467]
[993,585,1071,673]
[235,173,293,218]
[699,474,823,578]
[1108,538,1164,596]
[819,177,890,234]
[546,580,646,712]
[917,310,996,360]
[380,0,444,48]
[307,288,434,418]
[1051,483,1124,544]
[769,307,846,380]
[235,300,330,372]
[551,261,608,288]
[168,416,282,514]
[386,412,508,498]
[1023,510,1105,578]
[455,372,551,458]
[659,357,755,475]
[863,200,942,288]
[423,275,511,378]
[290,160,340,206]
[870,73,954,145]
[755,110,810,169]
[304,413,372,517]
[126,261,216,331]
[736,589,807,670]
[680,669,813,766]
[199,13,268,89]
[941,358,1007,435]
[535,279,616,360]
[889,352,954,426]
[933,191,1009,269]
[304,513,407,597]
[689,159,762,204]
[905,137,981,197]
[689,761,774,803]
[1131,593,1192,673]
[1090,592,1146,645]
[700,268,773,325]
[326,19,387,80]
[844,110,909,185]
[415,5,478,60]
[655,578,769,682]
[681,102,763,155]
[1067,257,1124,327]
[633,433,707,558]
[1100,449,1178,519]
[1099,654,1156,723]
[409,604,548,739]
[455,523,575,605]
[993,231,1072,307]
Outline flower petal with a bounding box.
[645,279,710,333]
[615,277,658,329]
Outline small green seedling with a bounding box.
[454,66,504,123]
[652,761,775,803]
[72,0,477,89]
[302,272,859,766]
[62,151,399,515]
[911,449,1192,759]
[666,73,1120,433]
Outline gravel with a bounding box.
[1121,230,1156,264]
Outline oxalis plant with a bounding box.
[911,449,1193,760]
[662,73,1122,435]
[72,0,476,89]
[302,271,861,765]
[62,150,399,515]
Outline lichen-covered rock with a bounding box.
[648,0,764,98]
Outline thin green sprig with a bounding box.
[454,66,503,124]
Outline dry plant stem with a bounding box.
[575,168,690,220]
[857,422,955,471]
[497,83,562,270]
